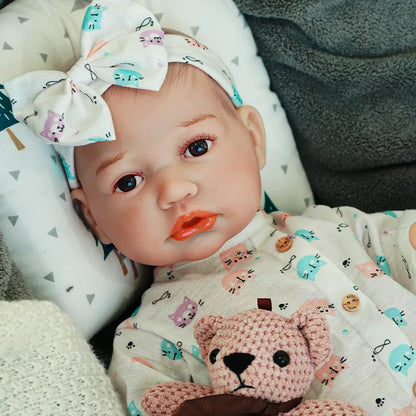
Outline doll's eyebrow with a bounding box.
[179,113,216,128]
[94,115,215,175]
[96,151,126,176]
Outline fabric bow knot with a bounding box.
[5,1,167,149]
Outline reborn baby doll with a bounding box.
[4,1,416,415]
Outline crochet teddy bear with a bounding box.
[141,306,369,416]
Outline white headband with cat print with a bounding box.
[4,0,242,188]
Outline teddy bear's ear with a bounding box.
[194,315,224,362]
[289,309,332,369]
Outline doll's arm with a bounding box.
[299,206,416,290]
[142,382,214,416]
[109,324,197,416]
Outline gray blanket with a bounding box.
[0,232,32,301]
[234,0,416,212]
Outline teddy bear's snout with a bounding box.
[223,352,255,375]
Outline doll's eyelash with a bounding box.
[178,133,217,156]
[111,172,144,194]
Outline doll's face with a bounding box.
[72,66,266,266]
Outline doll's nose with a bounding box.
[157,170,198,209]
[223,353,255,375]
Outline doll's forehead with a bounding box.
[171,64,236,112]
[73,64,239,178]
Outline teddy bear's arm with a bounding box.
[141,381,215,416]
[288,400,369,416]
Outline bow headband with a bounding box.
[4,0,242,188]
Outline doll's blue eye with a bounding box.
[209,348,220,364]
[273,350,290,367]
[115,174,142,193]
[185,139,212,157]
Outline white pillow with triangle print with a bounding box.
[0,0,313,338]
[0,86,150,339]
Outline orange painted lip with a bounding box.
[170,210,218,241]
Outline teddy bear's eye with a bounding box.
[209,348,220,364]
[273,350,290,367]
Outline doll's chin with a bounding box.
[177,233,226,261]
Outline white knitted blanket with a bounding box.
[0,300,126,415]
[0,228,125,415]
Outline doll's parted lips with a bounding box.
[170,210,218,241]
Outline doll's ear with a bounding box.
[194,315,224,362]
[289,309,332,369]
[237,105,266,170]
[71,187,111,245]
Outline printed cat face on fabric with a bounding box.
[113,68,144,87]
[82,4,108,31]
[72,65,266,266]
[128,399,141,416]
[295,229,319,241]
[297,254,327,281]
[140,29,165,47]
[40,110,65,142]
[221,268,255,295]
[314,354,349,387]
[389,344,415,376]
[169,296,198,328]
[300,298,336,316]
[393,397,416,415]
[161,339,183,360]
[219,244,253,271]
[384,307,407,327]
[356,260,387,279]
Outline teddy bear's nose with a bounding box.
[223,353,255,375]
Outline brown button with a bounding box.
[342,294,360,312]
[275,236,292,252]
[413,382,416,397]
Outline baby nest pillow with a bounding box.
[0,0,313,338]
